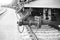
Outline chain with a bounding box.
[17,25,24,33]
[16,0,38,40]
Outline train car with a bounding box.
[0,0,60,40]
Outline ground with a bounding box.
[0,7,60,40]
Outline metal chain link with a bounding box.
[16,0,38,40]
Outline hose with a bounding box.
[26,25,38,40]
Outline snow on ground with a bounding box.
[0,7,60,40]
[0,7,21,40]
[0,7,35,40]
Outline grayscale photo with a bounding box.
[0,0,60,40]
